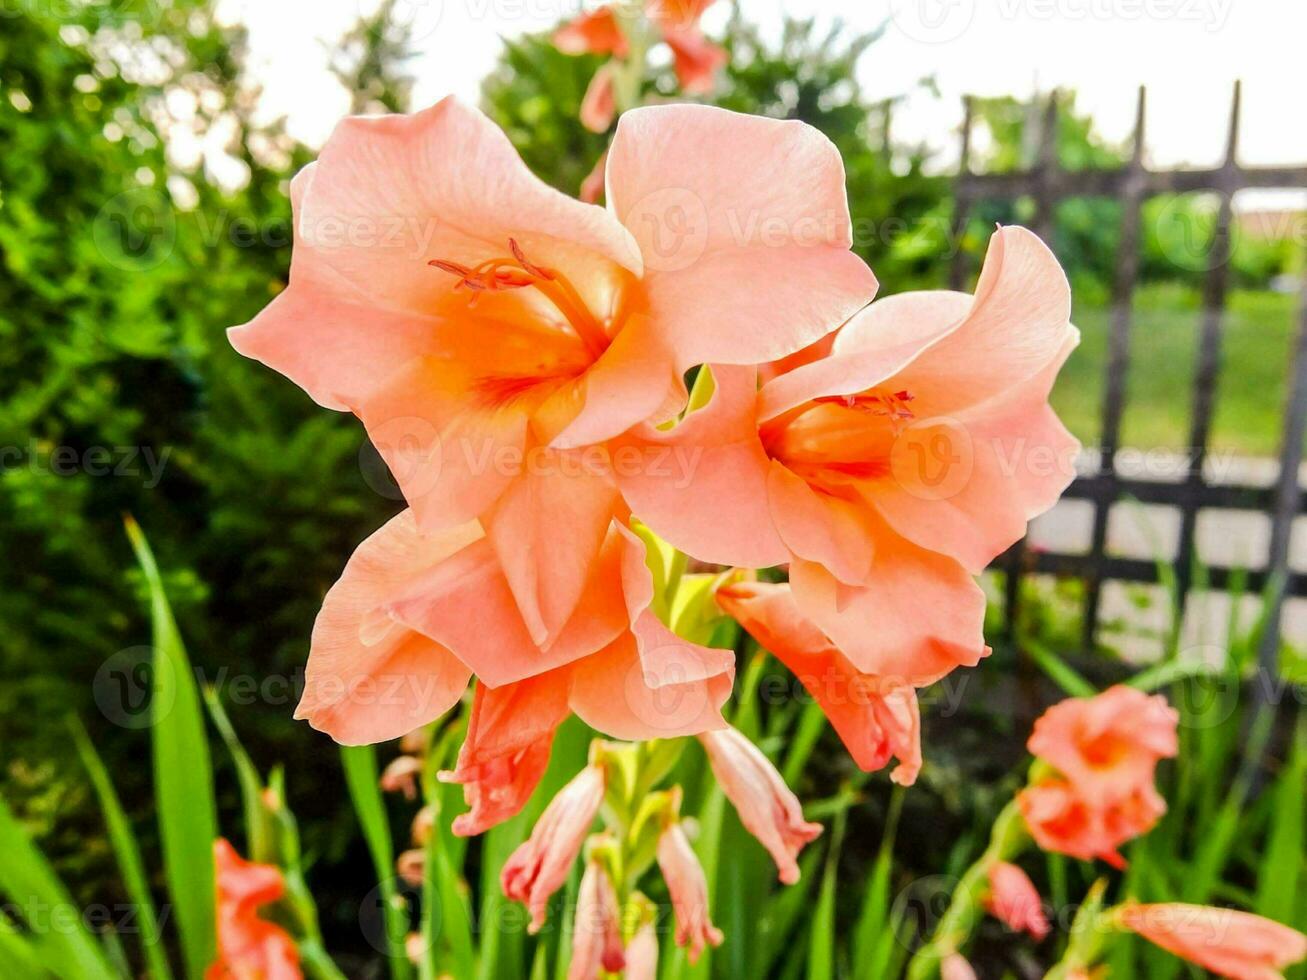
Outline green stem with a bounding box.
[905,800,1030,980]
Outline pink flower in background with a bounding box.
[502,765,606,931]
[716,579,921,782]
[579,63,617,133]
[378,755,422,799]
[207,839,300,980]
[985,861,1049,941]
[1017,777,1166,869]
[230,97,875,651]
[553,7,629,57]
[1115,903,1307,980]
[569,861,626,979]
[1027,685,1178,803]
[1019,686,1178,867]
[699,726,822,883]
[658,822,724,963]
[620,226,1077,688]
[940,952,978,980]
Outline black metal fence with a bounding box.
[953,83,1307,677]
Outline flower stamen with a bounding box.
[429,239,610,358]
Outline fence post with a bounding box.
[1083,86,1148,651]
[1173,81,1241,632]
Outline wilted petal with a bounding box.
[699,726,822,884]
[502,765,606,933]
[657,822,724,963]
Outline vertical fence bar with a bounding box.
[948,96,975,291]
[1252,265,1307,699]
[1174,81,1241,627]
[1082,86,1148,650]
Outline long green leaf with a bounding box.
[126,517,217,980]
[1256,717,1305,922]
[69,717,174,980]
[0,790,116,978]
[340,744,413,980]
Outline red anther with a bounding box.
[894,390,913,401]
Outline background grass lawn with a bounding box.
[1053,284,1300,458]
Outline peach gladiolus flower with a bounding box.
[699,726,822,884]
[716,579,922,782]
[620,226,1078,687]
[1116,903,1307,980]
[230,99,875,649]
[208,839,300,980]
[985,861,1049,941]
[624,920,660,980]
[295,508,732,832]
[658,822,724,963]
[502,764,606,931]
[940,952,978,980]
[1027,685,1178,803]
[1017,777,1166,869]
[569,861,626,979]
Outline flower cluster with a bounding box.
[229,95,1079,836]
[1018,685,1179,867]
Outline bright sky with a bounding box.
[216,0,1307,192]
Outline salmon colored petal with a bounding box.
[1027,685,1178,804]
[842,226,1074,417]
[789,526,988,686]
[228,163,442,411]
[300,98,641,309]
[486,457,622,645]
[662,27,727,94]
[554,6,629,57]
[440,675,570,836]
[717,581,921,782]
[766,462,875,586]
[550,314,686,449]
[758,332,836,386]
[756,293,970,423]
[568,632,732,740]
[297,511,476,745]
[386,533,628,689]
[606,104,877,368]
[868,332,1080,571]
[356,356,529,531]
[615,366,788,568]
[214,838,285,913]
